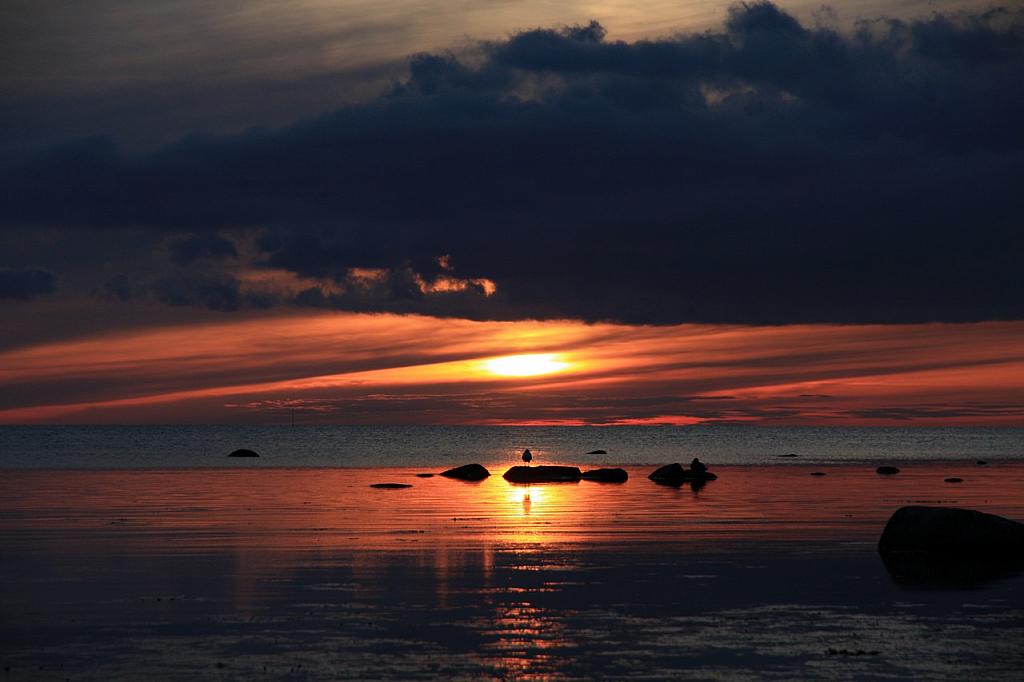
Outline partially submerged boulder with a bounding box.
[810,472,827,477]
[876,465,900,475]
[370,483,412,489]
[587,449,607,455]
[228,448,259,458]
[503,465,582,483]
[878,506,1024,558]
[415,473,435,478]
[944,477,964,483]
[581,468,628,483]
[440,463,490,481]
[649,463,685,482]
[648,463,717,485]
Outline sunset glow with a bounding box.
[482,354,570,378]
[1,310,1021,426]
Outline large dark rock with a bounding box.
[439,463,490,481]
[228,448,259,458]
[581,468,628,483]
[370,483,412,489]
[878,506,1024,558]
[648,463,717,485]
[587,449,607,455]
[876,466,900,475]
[503,465,582,483]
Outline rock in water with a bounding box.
[370,483,412,489]
[778,453,798,458]
[581,468,628,483]
[649,463,685,482]
[810,472,826,476]
[439,464,490,481]
[648,463,717,485]
[944,477,964,483]
[876,466,900,475]
[587,449,607,455]
[228,448,259,458]
[503,465,582,483]
[878,506,1024,557]
[415,473,435,478]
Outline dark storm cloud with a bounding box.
[0,268,56,300]
[2,2,1023,324]
[167,233,238,266]
[152,273,274,312]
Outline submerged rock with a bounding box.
[503,465,582,483]
[977,460,988,466]
[587,449,608,455]
[439,463,490,481]
[415,473,435,478]
[228,448,259,458]
[778,453,798,458]
[880,548,1024,589]
[878,506,1024,558]
[944,477,964,483]
[810,472,827,476]
[876,466,900,475]
[648,463,717,485]
[370,483,412,489]
[581,468,628,483]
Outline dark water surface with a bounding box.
[1,425,1022,468]
[2,463,1023,679]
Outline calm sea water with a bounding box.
[0,425,1020,469]
[4,465,1024,679]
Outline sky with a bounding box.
[1,0,1022,425]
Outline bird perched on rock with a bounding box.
[522,448,533,463]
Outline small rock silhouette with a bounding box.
[440,464,490,481]
[581,468,628,483]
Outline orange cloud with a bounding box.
[1,313,1022,425]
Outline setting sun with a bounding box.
[482,353,569,377]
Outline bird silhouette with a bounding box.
[522,448,533,463]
